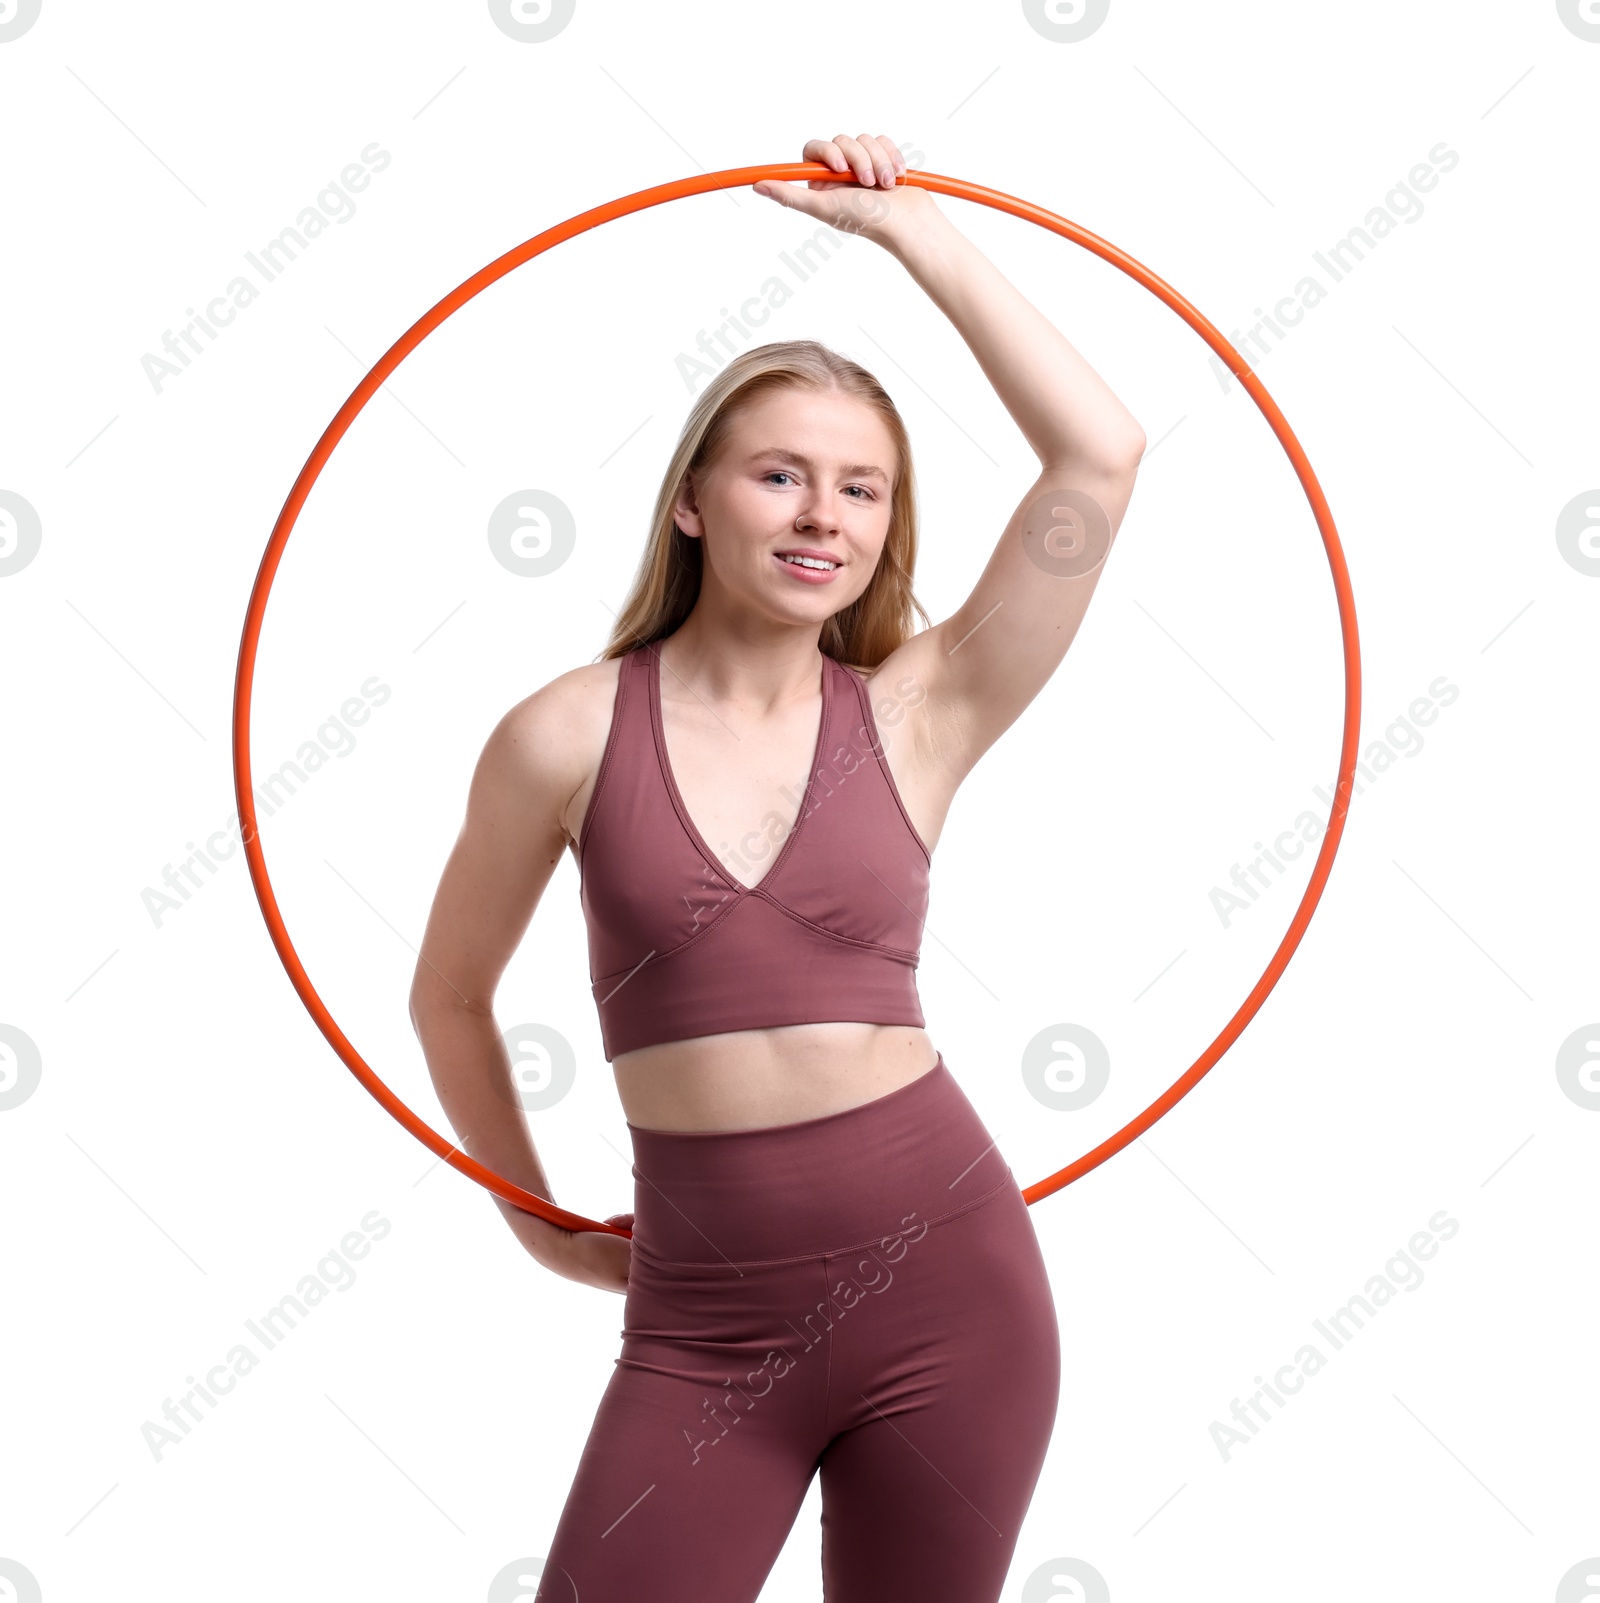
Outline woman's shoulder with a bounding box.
[494,655,625,759]
[482,656,628,844]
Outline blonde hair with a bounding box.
[599,339,929,672]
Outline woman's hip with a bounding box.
[617,1058,1057,1441]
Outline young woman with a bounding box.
[410,132,1145,1602]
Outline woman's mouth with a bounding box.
[773,551,842,584]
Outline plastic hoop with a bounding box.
[232,161,1360,1239]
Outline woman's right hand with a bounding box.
[521,1209,635,1296]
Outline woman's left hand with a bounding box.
[753,133,932,248]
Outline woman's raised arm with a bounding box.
[882,191,1144,777]
[757,133,1146,782]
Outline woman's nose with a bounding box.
[796,497,841,533]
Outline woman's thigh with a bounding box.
[816,1181,1062,1603]
[537,1247,836,1602]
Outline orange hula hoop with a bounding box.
[232,161,1360,1240]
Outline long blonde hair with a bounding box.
[599,339,929,672]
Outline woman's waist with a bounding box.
[621,1044,1016,1264]
[614,1020,936,1133]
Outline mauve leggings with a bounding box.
[534,1055,1061,1602]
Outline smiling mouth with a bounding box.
[775,553,841,572]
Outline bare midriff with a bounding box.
[612,1020,940,1133]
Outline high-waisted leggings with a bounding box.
[535,1055,1061,1601]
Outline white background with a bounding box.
[1,2,1596,1600]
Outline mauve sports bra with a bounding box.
[576,642,932,1060]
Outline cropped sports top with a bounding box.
[576,643,932,1060]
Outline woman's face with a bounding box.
[674,386,899,628]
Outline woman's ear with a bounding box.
[672,475,704,539]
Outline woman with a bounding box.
[410,132,1145,1602]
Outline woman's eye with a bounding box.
[764,472,871,499]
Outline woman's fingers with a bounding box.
[800,135,853,191]
[757,137,839,202]
[801,135,851,173]
[831,133,881,186]
[827,133,904,188]
[753,133,914,221]
[857,132,902,187]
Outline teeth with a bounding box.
[779,554,838,570]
